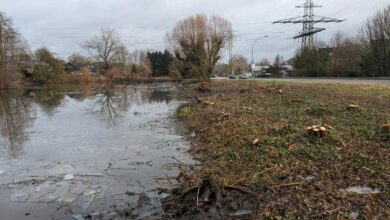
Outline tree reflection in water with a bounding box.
[26,85,69,117]
[0,91,34,150]
[88,84,173,125]
[89,84,130,125]
[0,83,177,149]
[148,90,172,104]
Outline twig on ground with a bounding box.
[273,182,305,188]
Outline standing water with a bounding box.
[0,83,195,219]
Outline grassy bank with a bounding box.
[172,80,389,219]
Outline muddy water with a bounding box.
[0,83,195,219]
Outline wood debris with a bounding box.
[347,104,360,110]
[307,125,327,138]
[380,123,390,132]
[203,101,215,106]
[193,96,215,107]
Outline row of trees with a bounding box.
[293,6,390,77]
[0,12,236,84]
[1,6,388,85]
[82,14,233,80]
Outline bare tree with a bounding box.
[167,14,232,80]
[292,39,328,77]
[114,46,131,74]
[82,28,123,74]
[0,12,29,88]
[325,32,365,77]
[361,6,390,76]
[259,58,270,66]
[67,53,90,64]
[231,54,248,74]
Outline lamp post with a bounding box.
[251,35,268,73]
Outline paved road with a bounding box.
[215,77,390,85]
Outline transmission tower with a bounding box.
[273,0,344,49]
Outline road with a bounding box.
[214,77,390,85]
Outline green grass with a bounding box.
[175,106,196,120]
[181,81,390,219]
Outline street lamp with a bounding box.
[251,35,269,72]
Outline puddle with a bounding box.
[0,83,195,219]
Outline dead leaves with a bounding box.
[222,112,232,118]
[203,101,215,106]
[195,82,211,93]
[267,87,283,94]
[193,95,215,107]
[243,106,253,111]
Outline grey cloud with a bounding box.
[2,0,389,62]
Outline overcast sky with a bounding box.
[2,0,389,62]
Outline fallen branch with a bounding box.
[196,186,201,207]
[225,185,258,197]
[273,182,304,188]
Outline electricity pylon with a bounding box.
[273,0,344,49]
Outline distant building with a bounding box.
[65,62,97,75]
[281,64,294,77]
[251,64,270,77]
[21,60,36,77]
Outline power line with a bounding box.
[273,0,344,49]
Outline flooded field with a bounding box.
[0,83,195,219]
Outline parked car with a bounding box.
[264,73,272,77]
[228,75,237,79]
[239,73,253,79]
[254,72,272,78]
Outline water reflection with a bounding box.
[25,86,68,117]
[89,85,131,125]
[0,83,175,151]
[0,91,34,150]
[149,90,172,104]
[0,83,192,219]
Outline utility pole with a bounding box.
[273,0,344,49]
[0,15,5,87]
[251,35,268,73]
[228,27,233,76]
